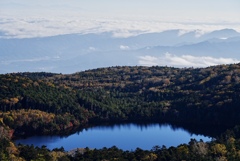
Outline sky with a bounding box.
[0,0,240,38]
[1,0,239,19]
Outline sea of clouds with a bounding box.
[1,15,240,39]
[139,53,240,68]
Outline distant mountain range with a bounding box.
[1,29,240,73]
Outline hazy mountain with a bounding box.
[200,29,240,40]
[128,29,240,46]
[140,37,240,57]
[0,29,240,73]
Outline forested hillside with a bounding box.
[1,64,240,160]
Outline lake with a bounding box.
[15,123,212,151]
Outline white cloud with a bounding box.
[88,47,96,51]
[139,53,239,68]
[194,29,207,38]
[1,57,51,65]
[178,30,190,36]
[1,16,240,39]
[120,45,130,50]
[138,56,159,66]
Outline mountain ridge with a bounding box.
[1,28,240,74]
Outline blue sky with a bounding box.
[0,0,239,38]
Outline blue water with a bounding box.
[15,123,211,151]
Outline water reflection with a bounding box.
[15,123,212,151]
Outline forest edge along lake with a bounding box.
[15,123,212,151]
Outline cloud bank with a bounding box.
[1,16,240,39]
[139,53,240,68]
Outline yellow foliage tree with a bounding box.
[211,143,227,156]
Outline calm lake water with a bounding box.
[15,123,212,151]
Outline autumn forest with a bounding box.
[1,64,240,160]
